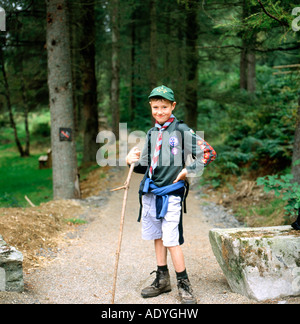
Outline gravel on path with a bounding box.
[1,167,299,304]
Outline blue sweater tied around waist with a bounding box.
[142,178,186,219]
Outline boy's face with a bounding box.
[150,99,176,125]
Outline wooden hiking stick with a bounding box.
[110,163,135,304]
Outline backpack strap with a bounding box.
[137,127,155,222]
[175,120,189,214]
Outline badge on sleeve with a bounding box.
[197,140,203,146]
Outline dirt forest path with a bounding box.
[3,167,298,304]
[20,166,253,305]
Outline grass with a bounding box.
[0,151,53,208]
[0,110,52,208]
[235,197,287,227]
[0,109,102,208]
[64,218,87,225]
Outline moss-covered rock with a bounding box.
[209,226,300,301]
[0,235,24,292]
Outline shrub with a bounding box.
[257,173,300,222]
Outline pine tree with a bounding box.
[46,0,80,199]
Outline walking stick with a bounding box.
[110,163,135,304]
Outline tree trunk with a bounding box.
[150,0,157,89]
[184,0,199,130]
[80,0,99,165]
[292,95,300,185]
[68,0,82,135]
[240,42,256,93]
[0,45,25,157]
[240,0,256,93]
[129,7,136,122]
[240,40,247,90]
[247,49,256,93]
[20,58,30,156]
[240,0,247,90]
[111,0,120,140]
[46,0,80,199]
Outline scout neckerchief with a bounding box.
[149,114,175,179]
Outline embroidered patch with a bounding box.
[199,144,206,151]
[169,136,179,147]
[171,147,179,155]
[201,158,208,164]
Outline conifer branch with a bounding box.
[257,0,289,27]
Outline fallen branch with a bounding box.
[25,195,35,207]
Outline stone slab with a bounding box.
[209,226,300,301]
[0,235,24,292]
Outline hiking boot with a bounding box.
[141,270,171,298]
[177,278,197,304]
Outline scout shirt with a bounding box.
[133,116,217,188]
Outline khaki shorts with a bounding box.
[141,193,182,247]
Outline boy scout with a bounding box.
[126,85,216,304]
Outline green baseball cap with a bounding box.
[148,85,175,102]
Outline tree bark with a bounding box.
[129,6,136,122]
[240,41,256,93]
[240,40,247,90]
[0,45,25,157]
[184,0,199,130]
[239,0,248,90]
[150,0,157,89]
[111,0,120,140]
[68,0,82,135]
[20,57,30,156]
[80,0,99,164]
[46,0,80,199]
[239,0,256,93]
[247,49,256,93]
[292,95,300,184]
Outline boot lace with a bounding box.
[150,270,160,288]
[177,278,193,295]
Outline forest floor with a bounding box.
[0,165,299,304]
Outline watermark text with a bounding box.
[292,7,300,32]
[0,7,5,32]
[96,123,208,178]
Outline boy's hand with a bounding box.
[126,147,141,165]
[173,168,187,183]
